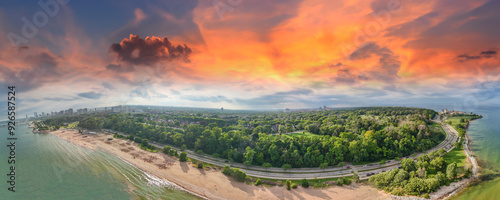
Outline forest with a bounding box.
[42,107,444,168]
[369,150,471,197]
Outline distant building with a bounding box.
[34,112,38,119]
[221,107,224,112]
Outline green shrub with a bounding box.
[292,183,298,189]
[301,179,309,188]
[343,178,351,185]
[163,146,171,154]
[179,151,187,162]
[286,180,291,190]
[197,162,203,168]
[222,165,231,175]
[337,180,343,186]
[254,179,261,186]
[232,168,246,182]
[391,188,404,196]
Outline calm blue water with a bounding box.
[0,125,199,199]
[452,106,500,200]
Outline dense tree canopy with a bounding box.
[44,107,444,168]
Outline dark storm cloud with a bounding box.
[480,50,497,58]
[457,50,497,62]
[77,91,103,99]
[457,54,481,61]
[110,35,192,66]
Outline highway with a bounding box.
[103,119,461,180]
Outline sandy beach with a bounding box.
[50,129,390,200]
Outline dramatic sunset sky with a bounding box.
[1,0,499,117]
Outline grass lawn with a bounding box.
[443,146,467,169]
[427,147,467,176]
[446,116,475,129]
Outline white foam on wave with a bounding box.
[112,155,208,199]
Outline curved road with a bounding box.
[104,120,460,180]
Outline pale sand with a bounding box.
[50,129,390,200]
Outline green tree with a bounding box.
[435,171,447,185]
[393,170,409,186]
[401,158,416,172]
[430,157,447,172]
[286,180,292,190]
[353,172,360,183]
[319,162,328,169]
[262,162,272,170]
[243,147,256,166]
[446,162,457,180]
[417,155,430,164]
[282,164,292,170]
[179,151,188,162]
[163,146,171,154]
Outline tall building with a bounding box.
[221,107,224,112]
[34,112,38,119]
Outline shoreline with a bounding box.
[49,129,209,199]
[435,118,481,200]
[49,128,390,200]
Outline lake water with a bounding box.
[0,124,199,200]
[451,106,500,200]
